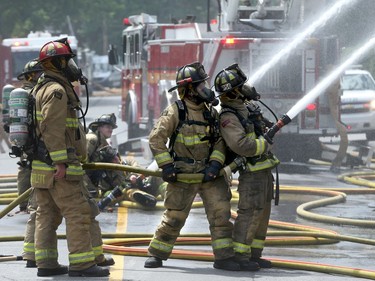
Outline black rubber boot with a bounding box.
[37,264,68,276]
[68,265,110,277]
[97,256,115,266]
[144,256,163,268]
[250,257,272,268]
[133,191,157,208]
[26,260,37,268]
[213,257,241,271]
[237,259,260,271]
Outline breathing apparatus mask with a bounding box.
[63,58,85,83]
[241,83,260,101]
[194,81,219,106]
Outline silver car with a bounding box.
[340,68,375,140]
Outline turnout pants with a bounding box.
[233,169,273,259]
[24,185,105,264]
[22,188,37,261]
[34,178,96,270]
[148,176,235,260]
[17,163,32,210]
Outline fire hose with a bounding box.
[0,157,245,218]
[2,173,375,279]
[82,156,245,181]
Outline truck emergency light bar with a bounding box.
[11,41,29,47]
[306,103,317,111]
[224,37,235,44]
[123,13,157,26]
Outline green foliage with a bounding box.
[0,0,374,65]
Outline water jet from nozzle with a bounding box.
[264,36,375,143]
[249,0,355,85]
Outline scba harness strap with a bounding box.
[169,100,218,162]
[219,104,280,205]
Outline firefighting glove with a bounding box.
[203,160,222,183]
[3,123,9,133]
[98,145,118,162]
[161,163,178,183]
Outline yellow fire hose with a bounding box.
[0,255,22,262]
[2,163,375,279]
[338,171,375,188]
[82,158,242,182]
[0,188,32,219]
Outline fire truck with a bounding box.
[109,0,340,162]
[0,31,79,98]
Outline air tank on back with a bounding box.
[8,88,29,147]
[1,84,16,126]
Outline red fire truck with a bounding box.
[109,0,340,162]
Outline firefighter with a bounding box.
[214,63,280,270]
[86,113,163,208]
[10,59,42,267]
[31,38,110,277]
[5,59,43,214]
[326,70,348,173]
[144,62,241,271]
[22,67,115,269]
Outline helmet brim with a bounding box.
[38,53,76,64]
[17,69,43,81]
[89,121,118,131]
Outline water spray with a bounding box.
[264,36,375,144]
[249,0,355,84]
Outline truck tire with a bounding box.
[272,134,322,163]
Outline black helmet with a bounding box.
[214,63,247,95]
[17,58,43,81]
[168,62,209,92]
[89,113,118,131]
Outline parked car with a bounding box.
[340,68,375,140]
[92,55,120,90]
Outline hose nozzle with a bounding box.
[97,186,123,211]
[264,114,291,144]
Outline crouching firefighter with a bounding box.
[31,38,110,277]
[215,63,280,270]
[144,62,242,271]
[85,114,161,209]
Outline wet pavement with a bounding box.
[1,149,375,280]
[1,94,375,280]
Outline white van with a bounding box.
[340,68,375,140]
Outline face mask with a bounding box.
[64,58,84,83]
[241,83,260,101]
[195,81,219,106]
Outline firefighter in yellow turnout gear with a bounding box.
[86,113,164,209]
[11,59,44,268]
[144,62,241,271]
[215,64,280,270]
[10,60,43,214]
[31,38,110,277]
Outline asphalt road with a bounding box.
[0,94,374,280]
